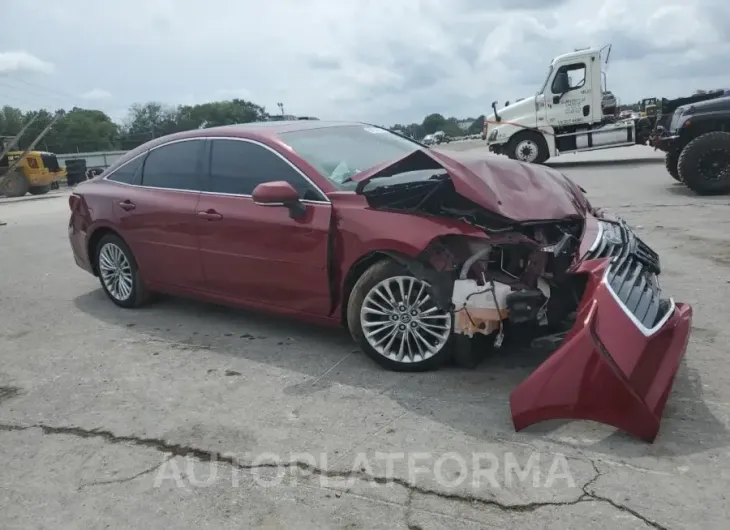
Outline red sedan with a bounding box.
[68,120,692,442]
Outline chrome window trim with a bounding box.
[104,135,330,203]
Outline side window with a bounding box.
[141,140,204,190]
[551,63,586,93]
[209,139,322,200]
[107,155,144,184]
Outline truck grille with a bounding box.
[585,220,672,332]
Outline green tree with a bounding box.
[120,102,180,147]
[468,115,485,135]
[0,106,25,137]
[422,113,446,135]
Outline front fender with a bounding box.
[331,203,488,320]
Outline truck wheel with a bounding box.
[678,131,730,195]
[665,151,681,182]
[0,170,29,198]
[28,185,52,195]
[506,131,549,164]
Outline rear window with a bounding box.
[277,125,421,189]
[107,155,144,184]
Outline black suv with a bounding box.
[653,95,730,194]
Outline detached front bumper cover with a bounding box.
[510,221,693,442]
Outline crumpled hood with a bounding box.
[352,148,590,222]
[430,150,590,221]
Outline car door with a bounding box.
[111,138,206,291]
[196,137,332,316]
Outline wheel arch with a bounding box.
[87,226,126,277]
[339,250,411,331]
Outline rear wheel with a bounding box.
[665,150,681,182]
[506,131,549,164]
[0,171,29,198]
[678,131,730,195]
[347,260,453,372]
[28,184,51,195]
[94,234,149,308]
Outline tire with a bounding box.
[0,170,29,198]
[28,184,51,195]
[94,234,149,308]
[505,131,549,164]
[677,131,730,195]
[665,150,681,182]
[346,259,454,372]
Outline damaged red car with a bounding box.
[68,121,692,442]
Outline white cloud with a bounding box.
[81,88,112,100]
[1,0,729,124]
[0,51,54,74]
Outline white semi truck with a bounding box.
[484,45,655,164]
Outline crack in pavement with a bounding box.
[1,422,667,528]
[78,456,174,491]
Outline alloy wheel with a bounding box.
[98,242,134,301]
[360,275,451,364]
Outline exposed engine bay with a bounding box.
[360,170,588,360]
[353,148,691,443]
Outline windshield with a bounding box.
[277,125,422,190]
[539,65,554,95]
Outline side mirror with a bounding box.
[252,181,306,218]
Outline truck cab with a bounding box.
[485,45,643,164]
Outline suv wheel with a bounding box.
[678,131,730,195]
[665,150,681,182]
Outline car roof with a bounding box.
[102,120,382,175]
[204,120,362,136]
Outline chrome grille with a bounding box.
[585,220,671,332]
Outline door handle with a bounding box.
[197,209,223,221]
[118,200,136,211]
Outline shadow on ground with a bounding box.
[74,289,727,458]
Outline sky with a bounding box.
[1,0,728,125]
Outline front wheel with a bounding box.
[678,131,730,195]
[0,171,29,198]
[505,131,549,164]
[665,150,681,182]
[347,260,453,372]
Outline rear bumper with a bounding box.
[510,221,692,442]
[69,224,93,274]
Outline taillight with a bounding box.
[27,158,38,169]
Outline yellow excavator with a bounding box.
[0,113,67,198]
